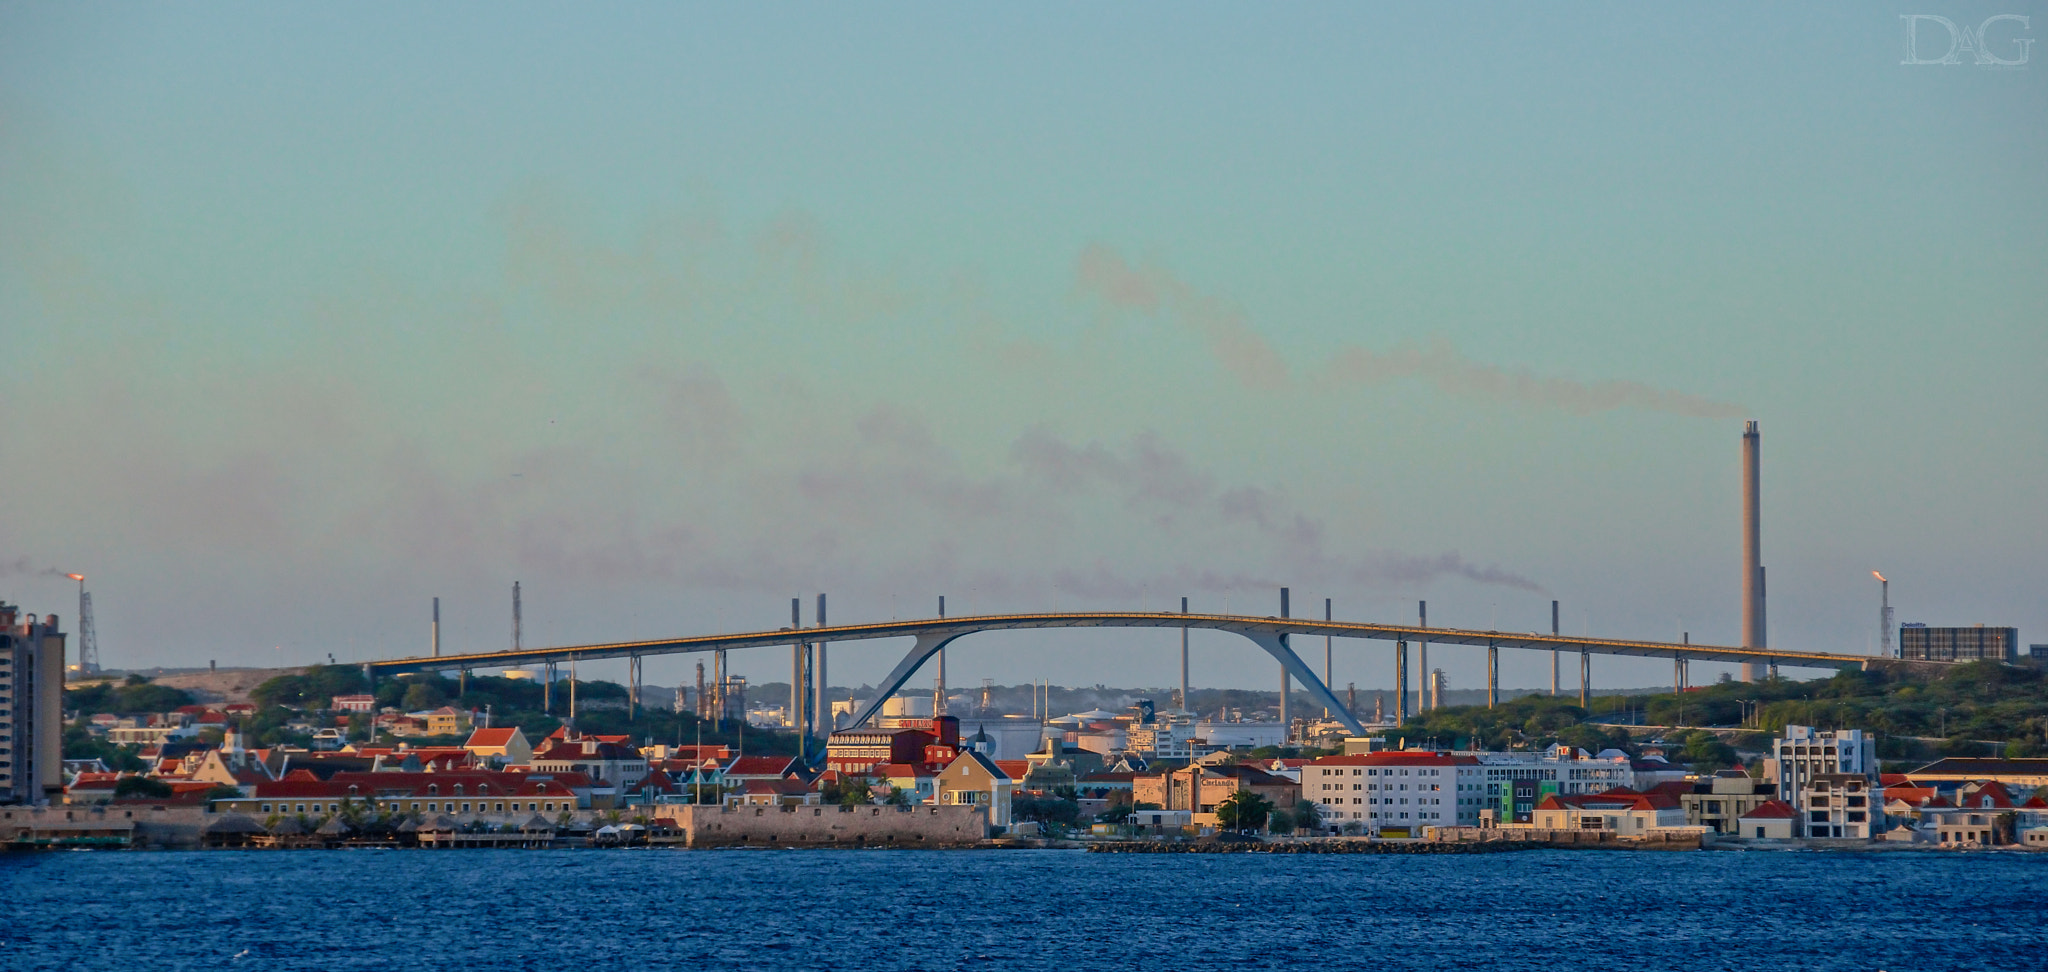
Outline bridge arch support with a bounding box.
[833,627,1368,767]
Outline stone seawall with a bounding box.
[656,804,989,848]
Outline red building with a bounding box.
[825,716,959,775]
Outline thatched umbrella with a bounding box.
[314,816,352,842]
[519,814,555,834]
[268,816,306,835]
[420,814,459,834]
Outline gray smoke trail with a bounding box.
[1076,243,1744,419]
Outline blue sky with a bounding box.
[3,3,2043,695]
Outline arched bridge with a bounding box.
[362,610,1914,737]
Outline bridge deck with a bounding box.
[361,611,1896,676]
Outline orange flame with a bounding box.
[1871,571,1885,583]
[66,574,84,582]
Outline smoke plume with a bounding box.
[1075,243,1744,419]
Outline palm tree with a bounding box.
[1292,799,1323,834]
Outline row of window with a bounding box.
[256,801,568,815]
[1315,767,1447,777]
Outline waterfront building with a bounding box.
[213,770,585,818]
[1529,789,1689,835]
[935,750,1014,827]
[1768,726,1876,815]
[1737,800,1798,839]
[1680,770,1779,834]
[0,604,65,805]
[1302,752,1482,834]
[1795,774,1878,838]
[1136,762,1300,816]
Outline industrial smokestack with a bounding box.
[512,582,522,651]
[1873,572,1892,658]
[1741,421,1765,681]
[432,597,440,658]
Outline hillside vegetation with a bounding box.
[1401,661,2048,763]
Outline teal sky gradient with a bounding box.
[3,4,2043,694]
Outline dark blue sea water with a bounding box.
[4,849,2044,971]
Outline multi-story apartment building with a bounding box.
[0,603,66,805]
[1680,770,1779,834]
[1303,752,1482,834]
[1799,773,1878,838]
[1468,748,1663,822]
[1769,725,1877,817]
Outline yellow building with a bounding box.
[936,751,1013,827]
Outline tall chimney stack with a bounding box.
[432,597,441,658]
[1740,421,1765,682]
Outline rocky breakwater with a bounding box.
[1089,836,1534,854]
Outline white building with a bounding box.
[1192,720,1286,750]
[1769,725,1877,814]
[1797,773,1879,838]
[1303,752,1485,834]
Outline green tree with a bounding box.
[1267,809,1296,835]
[113,776,174,799]
[828,777,874,807]
[401,681,448,711]
[1215,790,1273,833]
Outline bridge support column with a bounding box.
[1487,643,1497,709]
[1550,601,1560,697]
[629,655,641,721]
[1579,650,1589,708]
[1396,640,1409,724]
[1418,601,1429,712]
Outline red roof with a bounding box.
[1883,786,1941,806]
[724,756,799,779]
[995,761,1029,780]
[465,728,522,748]
[1307,752,1480,767]
[1536,788,1677,812]
[1740,800,1797,820]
